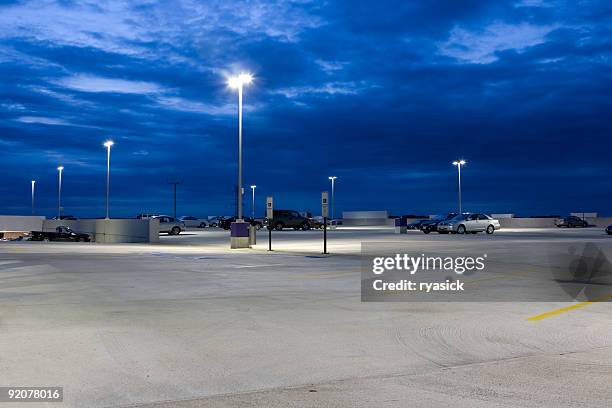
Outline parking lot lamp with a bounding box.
[103,140,114,219]
[227,73,253,221]
[57,166,64,218]
[328,176,337,219]
[452,160,466,213]
[250,185,256,219]
[31,180,36,215]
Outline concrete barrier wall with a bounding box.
[0,215,45,232]
[42,218,159,243]
[499,218,558,228]
[343,211,390,226]
[500,217,612,228]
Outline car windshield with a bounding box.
[450,214,468,221]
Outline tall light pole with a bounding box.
[168,181,181,219]
[328,176,337,220]
[250,185,256,219]
[104,140,114,219]
[452,160,466,213]
[228,73,253,221]
[31,180,36,215]
[57,166,64,218]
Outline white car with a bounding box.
[179,216,207,228]
[437,213,501,234]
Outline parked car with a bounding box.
[179,216,207,228]
[437,213,501,234]
[265,210,312,231]
[219,217,263,230]
[420,213,459,234]
[30,226,91,242]
[555,216,588,228]
[406,219,426,230]
[152,215,185,235]
[606,225,612,235]
[207,217,223,228]
[136,213,160,219]
[51,215,78,220]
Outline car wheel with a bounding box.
[171,226,181,235]
[199,222,206,228]
[302,222,311,231]
[422,229,430,234]
[255,224,262,230]
[486,225,495,234]
[457,225,466,234]
[43,237,50,242]
[274,223,284,231]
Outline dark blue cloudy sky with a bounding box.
[1,0,611,218]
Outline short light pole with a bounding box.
[328,176,337,220]
[250,185,256,219]
[104,140,114,219]
[452,160,466,213]
[228,73,253,221]
[57,166,64,218]
[31,180,36,215]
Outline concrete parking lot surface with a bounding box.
[1,228,611,407]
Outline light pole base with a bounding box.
[230,221,250,249]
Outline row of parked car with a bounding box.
[407,213,612,235]
[407,213,501,235]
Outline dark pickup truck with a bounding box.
[30,226,91,242]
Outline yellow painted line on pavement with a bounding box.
[527,293,612,321]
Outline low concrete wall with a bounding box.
[42,218,159,243]
[343,211,390,226]
[499,218,558,228]
[0,215,45,232]
[500,217,612,229]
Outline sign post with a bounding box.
[322,191,329,254]
[266,196,273,251]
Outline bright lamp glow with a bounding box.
[104,140,114,148]
[250,185,256,189]
[452,160,466,166]
[228,73,254,89]
[329,176,337,180]
[57,166,64,171]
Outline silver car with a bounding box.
[153,215,186,235]
[179,216,207,228]
[437,213,501,234]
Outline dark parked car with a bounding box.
[265,210,312,231]
[555,216,588,228]
[51,215,78,220]
[420,213,459,234]
[406,219,426,230]
[219,217,263,230]
[606,225,612,235]
[30,226,91,242]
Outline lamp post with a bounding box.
[31,180,36,215]
[250,185,256,219]
[228,73,253,221]
[103,140,114,219]
[452,160,466,213]
[328,176,337,220]
[57,166,64,218]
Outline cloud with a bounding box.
[15,116,72,126]
[154,96,237,115]
[55,74,164,94]
[271,81,374,99]
[438,22,559,63]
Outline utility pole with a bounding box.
[168,181,181,219]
